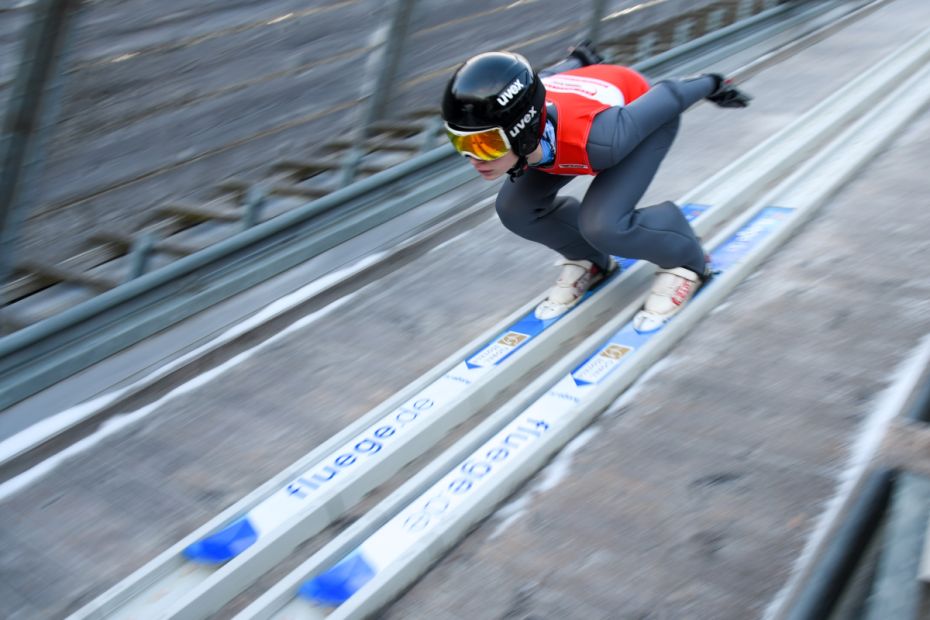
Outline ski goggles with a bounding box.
[444,123,512,161]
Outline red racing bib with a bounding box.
[539,65,650,175]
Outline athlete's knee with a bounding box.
[495,192,532,233]
[577,204,635,252]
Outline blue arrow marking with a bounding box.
[299,551,376,607]
[184,517,258,564]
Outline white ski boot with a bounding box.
[632,264,709,334]
[534,259,615,320]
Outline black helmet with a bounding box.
[442,52,547,159]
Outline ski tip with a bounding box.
[533,300,570,321]
[632,311,666,335]
[299,551,376,607]
[183,517,259,564]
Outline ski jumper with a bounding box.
[494,64,719,274]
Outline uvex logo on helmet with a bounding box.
[496,78,524,106]
[508,106,536,138]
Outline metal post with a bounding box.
[635,32,660,62]
[737,0,755,21]
[673,19,696,48]
[339,146,366,188]
[365,0,417,129]
[587,0,609,45]
[341,0,417,186]
[0,0,79,327]
[242,186,267,230]
[785,470,896,620]
[705,8,728,34]
[419,117,444,153]
[127,233,156,281]
[863,473,930,620]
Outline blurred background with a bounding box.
[3,1,930,619]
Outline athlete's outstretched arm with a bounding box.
[586,74,749,169]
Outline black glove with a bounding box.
[706,74,752,108]
[568,39,605,66]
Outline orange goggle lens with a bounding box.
[444,124,511,161]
